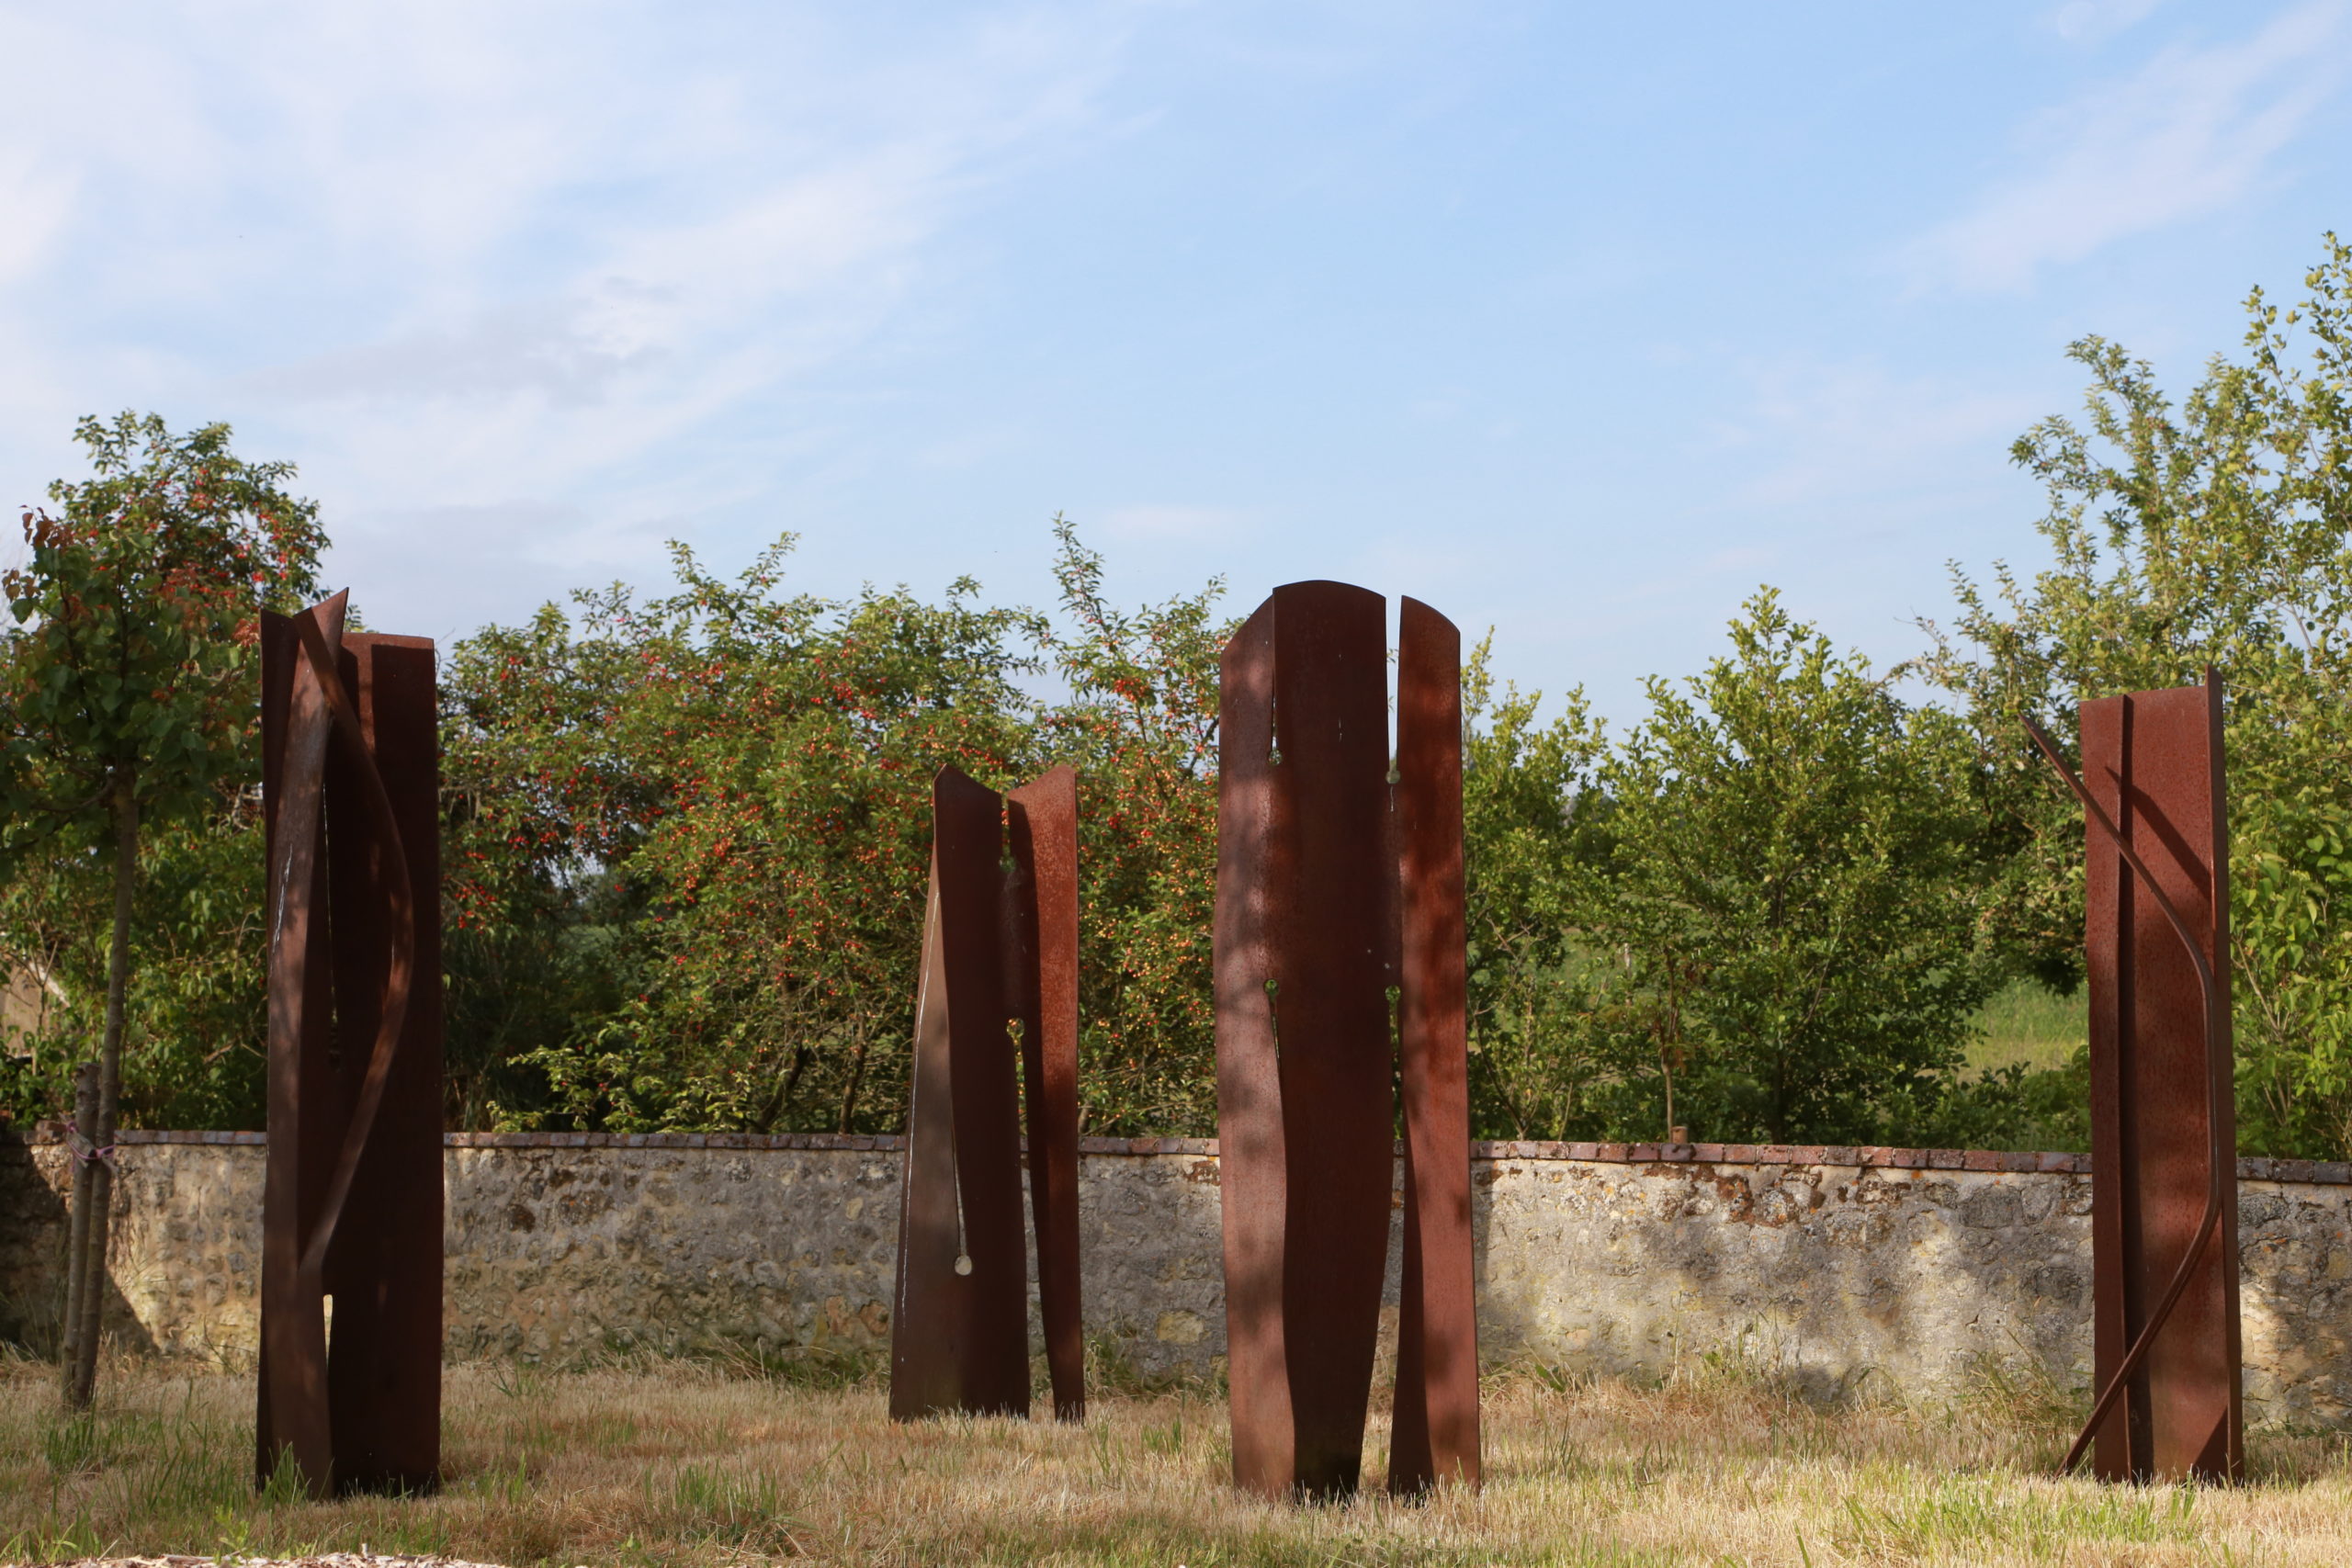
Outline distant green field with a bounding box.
[1969,978,2086,1077]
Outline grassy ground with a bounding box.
[6,1349,2352,1566]
[1969,979,2088,1077]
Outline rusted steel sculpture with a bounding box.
[890,764,1084,1423]
[258,592,445,1496]
[2027,673,2242,1483]
[1216,581,1480,1499]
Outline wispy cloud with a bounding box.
[247,288,672,408]
[0,0,1151,610]
[2045,0,2165,44]
[1705,357,2043,515]
[1906,2,2348,293]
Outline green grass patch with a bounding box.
[1968,978,2086,1077]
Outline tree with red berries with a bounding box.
[0,413,322,1408]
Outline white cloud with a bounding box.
[334,500,598,642]
[0,146,74,292]
[0,0,1153,621]
[248,288,670,407]
[1705,357,2044,515]
[1907,2,2348,293]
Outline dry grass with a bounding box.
[5,1345,2350,1567]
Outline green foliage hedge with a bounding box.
[9,239,2352,1156]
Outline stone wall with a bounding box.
[4,1131,2348,1426]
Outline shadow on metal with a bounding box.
[257,592,445,1497]
[890,765,1084,1423]
[1216,582,1479,1500]
[2026,672,2242,1483]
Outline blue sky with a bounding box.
[3,0,2347,724]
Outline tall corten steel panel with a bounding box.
[1007,769,1086,1421]
[257,592,444,1496]
[890,764,1084,1423]
[1389,598,1481,1495]
[2070,679,2242,1483]
[1216,581,1479,1500]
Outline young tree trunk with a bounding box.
[56,1059,97,1400]
[837,1026,871,1134]
[65,770,136,1410]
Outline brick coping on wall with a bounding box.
[6,1124,2349,1185]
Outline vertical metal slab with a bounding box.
[1268,581,1393,1498]
[1388,598,1481,1495]
[2081,692,2138,1479]
[938,768,1031,1417]
[890,767,1030,1420]
[260,596,436,1498]
[323,635,443,1493]
[257,595,345,1495]
[1215,582,1394,1498]
[1216,600,1295,1495]
[1007,765,1084,1421]
[2081,681,2241,1483]
[891,860,966,1419]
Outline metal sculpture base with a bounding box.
[1216,581,1479,1499]
[257,593,444,1496]
[889,765,1084,1423]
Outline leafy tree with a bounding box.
[1920,233,2352,1159]
[0,413,321,1404]
[1033,519,1227,1134]
[442,536,1045,1133]
[1580,591,2000,1145]
[0,811,272,1131]
[1456,642,1616,1138]
[440,522,1251,1137]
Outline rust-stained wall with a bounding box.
[3,1132,2347,1427]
